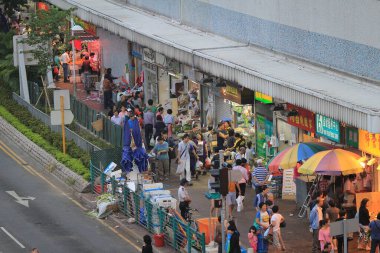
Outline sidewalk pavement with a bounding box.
[161,168,360,252]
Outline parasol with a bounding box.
[130,117,148,172]
[298,149,363,176]
[121,116,133,173]
[268,142,329,174]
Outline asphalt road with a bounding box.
[0,140,140,253]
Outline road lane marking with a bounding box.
[0,227,25,249]
[6,191,36,208]
[0,141,142,250]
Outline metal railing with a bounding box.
[12,92,101,152]
[70,97,123,148]
[90,162,206,252]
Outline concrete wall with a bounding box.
[128,0,380,81]
[97,28,129,78]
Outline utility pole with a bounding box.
[219,149,226,253]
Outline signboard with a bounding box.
[256,114,267,158]
[53,90,70,110]
[255,92,273,104]
[358,129,380,157]
[346,127,359,148]
[143,48,155,63]
[330,218,359,237]
[50,110,74,125]
[13,35,39,66]
[316,114,340,142]
[221,84,254,104]
[287,104,315,133]
[356,192,380,220]
[282,169,296,200]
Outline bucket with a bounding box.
[154,233,165,247]
[196,217,218,244]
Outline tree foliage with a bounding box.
[0,31,19,92]
[24,7,73,74]
[0,0,28,18]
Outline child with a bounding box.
[319,220,332,251]
[142,234,153,253]
[322,242,333,253]
[248,226,258,253]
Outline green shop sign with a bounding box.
[316,114,340,142]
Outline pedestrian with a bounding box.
[142,234,153,253]
[227,220,241,253]
[232,159,248,198]
[216,122,228,152]
[156,106,164,117]
[252,159,269,194]
[154,115,166,139]
[111,110,122,125]
[254,202,270,231]
[152,136,170,179]
[226,129,236,149]
[254,185,269,211]
[227,164,241,219]
[103,78,114,110]
[104,67,118,83]
[161,131,176,174]
[310,197,324,253]
[30,248,39,253]
[215,216,223,253]
[143,108,154,149]
[60,49,70,83]
[234,146,246,160]
[195,133,207,174]
[322,242,333,253]
[319,219,332,252]
[203,126,214,156]
[271,205,286,252]
[335,210,347,253]
[178,178,191,219]
[325,199,339,223]
[177,134,196,185]
[163,109,174,137]
[144,99,157,113]
[81,55,91,94]
[358,198,371,251]
[248,226,258,253]
[245,141,255,167]
[241,158,252,185]
[369,212,380,253]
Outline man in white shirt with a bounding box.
[270,205,286,251]
[177,134,196,185]
[178,179,191,219]
[60,49,70,83]
[111,110,122,125]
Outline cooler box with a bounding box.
[152,196,177,209]
[196,217,218,244]
[143,183,163,191]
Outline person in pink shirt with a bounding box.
[248,226,258,252]
[233,159,249,198]
[319,219,332,251]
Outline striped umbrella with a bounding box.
[298,149,363,176]
[268,142,329,174]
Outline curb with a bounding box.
[0,116,89,192]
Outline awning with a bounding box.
[74,30,98,42]
[47,0,380,133]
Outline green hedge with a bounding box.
[0,103,90,181]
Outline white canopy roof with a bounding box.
[49,0,380,133]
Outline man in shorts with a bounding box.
[226,166,241,219]
[270,205,286,252]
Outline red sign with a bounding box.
[37,2,49,11]
[287,104,316,133]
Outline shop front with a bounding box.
[220,83,255,142]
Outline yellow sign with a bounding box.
[358,129,380,157]
[255,92,273,104]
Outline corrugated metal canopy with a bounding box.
[48,0,380,133]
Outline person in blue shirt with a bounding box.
[310,197,324,253]
[152,136,170,179]
[369,212,380,253]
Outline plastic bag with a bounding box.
[176,161,185,175]
[236,195,245,212]
[196,160,203,170]
[150,136,155,147]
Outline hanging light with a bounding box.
[358,156,368,163]
[367,158,378,166]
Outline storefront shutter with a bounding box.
[215,96,232,124]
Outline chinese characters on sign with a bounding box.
[346,127,358,148]
[286,104,315,133]
[316,114,340,142]
[358,129,380,157]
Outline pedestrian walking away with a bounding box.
[252,159,269,194]
[141,234,153,253]
[60,49,70,83]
